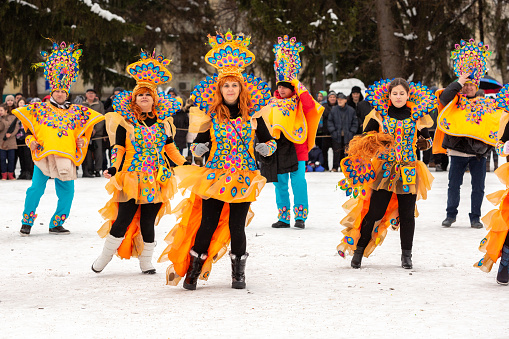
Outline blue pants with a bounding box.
[0,149,15,173]
[21,165,75,228]
[274,161,309,222]
[446,155,486,222]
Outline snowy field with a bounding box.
[2,166,509,338]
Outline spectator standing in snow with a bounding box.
[317,91,336,171]
[328,92,358,171]
[0,104,19,180]
[81,89,105,177]
[347,86,372,134]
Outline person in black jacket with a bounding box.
[439,73,492,229]
[347,86,372,134]
[317,91,336,170]
[327,93,358,171]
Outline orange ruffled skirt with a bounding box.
[336,160,433,258]
[97,170,178,259]
[158,165,260,286]
[474,162,509,272]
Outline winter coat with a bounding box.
[172,109,189,151]
[348,95,372,133]
[319,102,336,136]
[0,113,20,150]
[81,99,106,137]
[308,145,324,165]
[327,104,358,145]
[260,134,299,182]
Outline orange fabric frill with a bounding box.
[336,160,433,258]
[157,193,254,286]
[174,165,266,203]
[97,171,178,259]
[474,162,509,272]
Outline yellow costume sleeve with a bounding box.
[110,145,126,170]
[164,143,187,166]
[12,103,105,166]
[189,107,211,133]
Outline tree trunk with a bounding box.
[30,74,38,99]
[374,0,402,78]
[22,73,29,97]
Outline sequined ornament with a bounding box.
[192,31,271,115]
[451,39,491,87]
[32,40,82,94]
[273,35,304,83]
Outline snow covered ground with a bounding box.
[2,167,509,338]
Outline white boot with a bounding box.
[139,242,157,274]
[92,234,123,273]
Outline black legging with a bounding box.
[193,198,251,256]
[109,199,162,243]
[357,189,417,251]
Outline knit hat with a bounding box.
[327,91,337,97]
[351,86,361,94]
[5,95,15,102]
[278,81,294,91]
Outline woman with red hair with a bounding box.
[91,51,188,275]
[158,31,274,290]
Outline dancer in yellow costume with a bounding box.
[13,40,104,236]
[261,35,323,229]
[433,39,503,228]
[336,78,436,269]
[158,31,274,290]
[91,50,188,275]
[474,83,509,284]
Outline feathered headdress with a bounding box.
[33,40,82,94]
[126,50,172,102]
[205,30,255,81]
[191,31,271,115]
[273,35,304,83]
[451,39,491,87]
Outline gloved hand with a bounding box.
[416,136,429,151]
[504,141,509,155]
[255,143,271,157]
[193,142,210,157]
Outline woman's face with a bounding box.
[135,91,154,112]
[5,98,14,107]
[17,99,26,107]
[0,107,5,116]
[389,85,409,108]
[221,81,241,105]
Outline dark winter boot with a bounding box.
[496,245,509,285]
[272,220,290,228]
[351,246,365,269]
[401,249,413,269]
[20,224,31,236]
[183,249,207,290]
[230,252,249,289]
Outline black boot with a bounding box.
[183,249,207,290]
[351,247,365,269]
[401,249,413,269]
[497,245,509,285]
[230,252,249,289]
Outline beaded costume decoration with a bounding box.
[191,31,271,115]
[33,40,82,94]
[451,39,491,87]
[496,83,509,113]
[113,51,181,122]
[126,50,172,100]
[365,79,437,120]
[273,35,304,83]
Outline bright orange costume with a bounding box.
[336,80,436,259]
[94,51,186,270]
[157,31,273,287]
[474,84,509,280]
